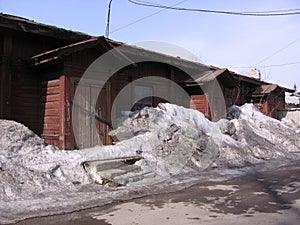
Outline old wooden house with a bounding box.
[0,14,292,149]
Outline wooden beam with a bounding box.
[59,75,72,149]
[169,67,175,103]
[106,81,112,145]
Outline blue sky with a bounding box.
[1,0,299,89]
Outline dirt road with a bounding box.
[15,162,300,225]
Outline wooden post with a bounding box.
[59,75,72,149]
[106,81,112,145]
[205,92,211,120]
[169,67,175,102]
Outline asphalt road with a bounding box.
[15,162,300,225]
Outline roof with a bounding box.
[30,35,294,92]
[181,68,237,88]
[185,68,227,83]
[252,84,279,97]
[0,13,91,41]
[31,37,107,65]
[231,72,294,93]
[13,12,290,92]
[231,72,268,86]
[31,36,211,72]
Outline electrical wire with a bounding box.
[230,61,300,69]
[243,9,300,14]
[110,0,188,34]
[128,0,300,16]
[253,37,300,66]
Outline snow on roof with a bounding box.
[285,93,300,105]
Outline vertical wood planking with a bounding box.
[41,79,60,147]
[1,33,12,118]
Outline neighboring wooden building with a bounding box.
[250,84,285,118]
[0,14,293,149]
[181,68,238,120]
[0,13,90,138]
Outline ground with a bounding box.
[14,161,300,225]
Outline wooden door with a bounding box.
[72,80,111,148]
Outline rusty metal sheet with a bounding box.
[252,84,278,96]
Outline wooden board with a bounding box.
[40,79,60,146]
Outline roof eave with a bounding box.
[0,13,91,41]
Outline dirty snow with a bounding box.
[216,104,300,167]
[0,103,299,223]
[0,120,90,202]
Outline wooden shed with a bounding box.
[30,36,213,149]
[180,68,237,120]
[251,84,285,118]
[0,14,293,150]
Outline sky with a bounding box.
[0,0,299,90]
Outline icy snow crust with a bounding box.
[0,103,299,223]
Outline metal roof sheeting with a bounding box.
[252,84,279,96]
[185,68,227,83]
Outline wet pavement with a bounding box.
[14,162,300,225]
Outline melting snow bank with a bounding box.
[0,103,299,224]
[217,104,300,167]
[86,103,299,170]
[0,120,90,200]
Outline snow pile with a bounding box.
[216,104,300,167]
[109,103,222,175]
[82,103,299,179]
[0,103,299,223]
[0,120,89,201]
[0,103,299,202]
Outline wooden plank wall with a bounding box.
[41,79,60,146]
[114,62,171,106]
[190,94,210,119]
[0,62,2,116]
[0,32,12,118]
[10,30,72,59]
[10,72,41,134]
[0,34,3,117]
[266,89,285,118]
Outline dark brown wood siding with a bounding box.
[265,88,285,118]
[40,79,60,146]
[7,29,76,59]
[190,94,210,119]
[10,72,41,134]
[0,26,88,145]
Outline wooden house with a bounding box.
[0,14,293,150]
[0,13,90,136]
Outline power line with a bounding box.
[253,37,300,66]
[244,9,300,14]
[110,0,188,35]
[230,61,300,69]
[128,0,300,16]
